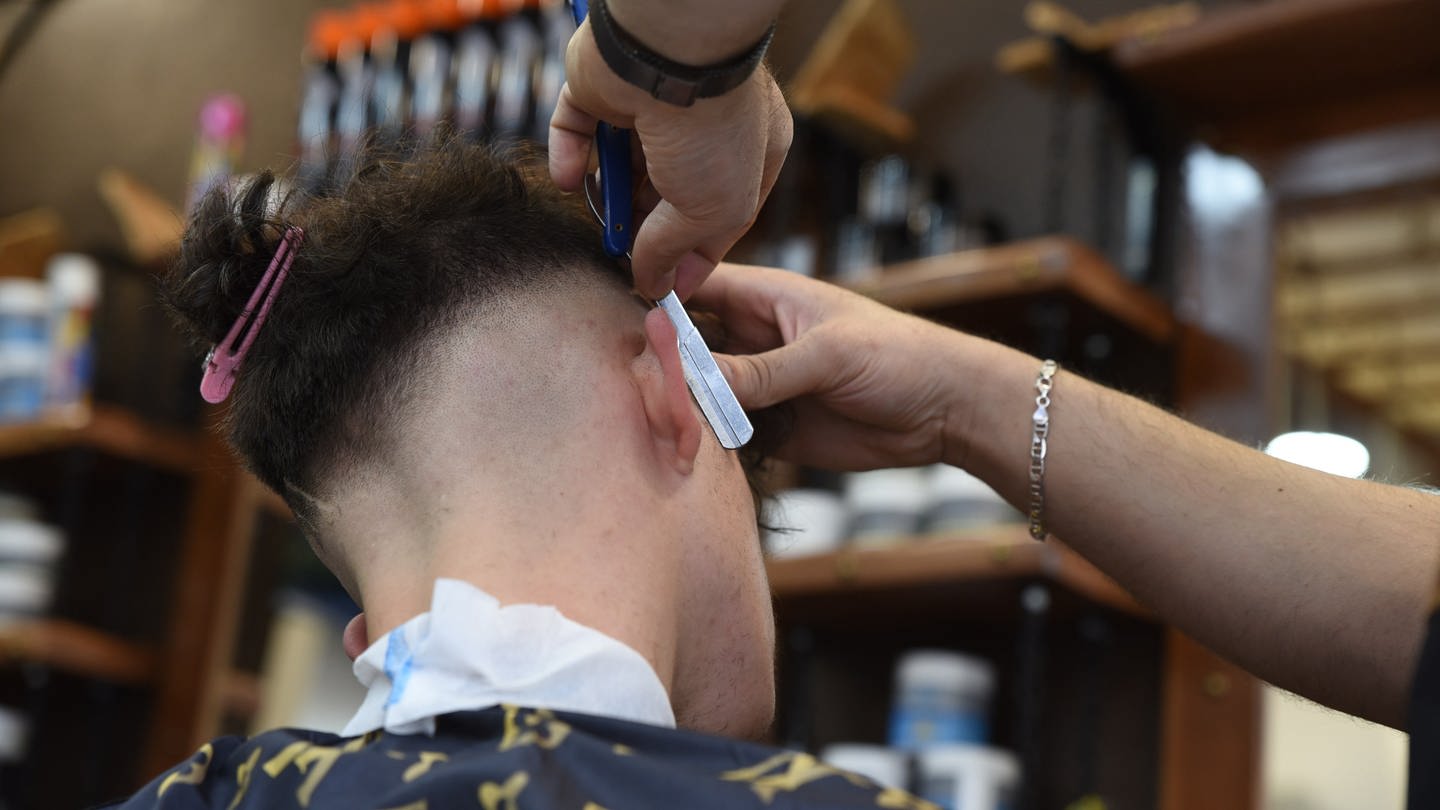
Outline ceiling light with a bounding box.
[1264,431,1370,479]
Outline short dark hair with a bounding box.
[163,140,623,527]
[164,139,786,537]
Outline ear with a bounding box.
[633,308,703,475]
[343,613,368,662]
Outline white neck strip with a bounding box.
[343,578,676,737]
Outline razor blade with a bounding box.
[655,292,754,450]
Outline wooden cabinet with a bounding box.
[0,406,252,807]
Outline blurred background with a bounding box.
[0,0,1437,807]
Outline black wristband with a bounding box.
[588,0,775,108]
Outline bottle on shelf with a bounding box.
[184,95,247,216]
[298,11,348,192]
[44,253,100,419]
[409,0,467,139]
[820,743,907,790]
[762,489,848,558]
[832,217,882,283]
[0,279,49,424]
[531,0,575,142]
[908,172,970,259]
[333,5,383,182]
[370,0,429,144]
[0,514,64,620]
[860,155,914,266]
[491,0,541,138]
[302,0,572,152]
[916,745,1020,810]
[452,1,501,138]
[923,465,1021,534]
[844,468,930,547]
[889,649,995,748]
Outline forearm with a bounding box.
[947,338,1438,728]
[608,0,783,64]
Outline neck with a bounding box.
[347,457,685,698]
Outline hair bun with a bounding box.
[162,171,295,351]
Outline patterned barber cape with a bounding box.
[105,705,938,810]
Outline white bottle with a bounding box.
[889,650,996,748]
[0,278,50,423]
[45,254,101,417]
[917,744,1020,810]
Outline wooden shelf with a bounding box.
[846,236,1177,343]
[767,525,1148,620]
[788,0,915,148]
[0,619,156,685]
[996,1,1202,84]
[0,405,202,472]
[1114,0,1440,155]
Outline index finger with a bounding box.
[548,84,599,192]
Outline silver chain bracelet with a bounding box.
[1028,360,1058,541]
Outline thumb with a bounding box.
[714,337,830,411]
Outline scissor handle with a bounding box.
[595,123,633,258]
[569,0,633,258]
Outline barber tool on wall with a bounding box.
[570,0,753,450]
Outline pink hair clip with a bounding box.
[200,226,304,404]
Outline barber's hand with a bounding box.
[549,20,792,301]
[692,263,982,471]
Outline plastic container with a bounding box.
[452,14,498,135]
[916,744,1019,810]
[492,8,540,136]
[0,706,28,763]
[45,254,100,416]
[409,0,465,138]
[0,519,64,566]
[821,743,908,790]
[333,9,377,181]
[0,348,47,424]
[531,0,574,141]
[845,468,929,547]
[298,10,350,190]
[924,465,1021,534]
[833,218,880,283]
[0,279,49,423]
[889,650,995,749]
[0,280,46,346]
[0,519,64,619]
[0,568,54,618]
[185,95,247,215]
[0,493,38,522]
[763,489,848,559]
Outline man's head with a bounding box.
[163,141,776,738]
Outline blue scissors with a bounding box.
[570,0,753,450]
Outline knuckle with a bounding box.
[752,354,777,398]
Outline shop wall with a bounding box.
[0,0,350,253]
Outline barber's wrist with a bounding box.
[607,0,778,67]
[568,21,776,121]
[939,338,1036,477]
